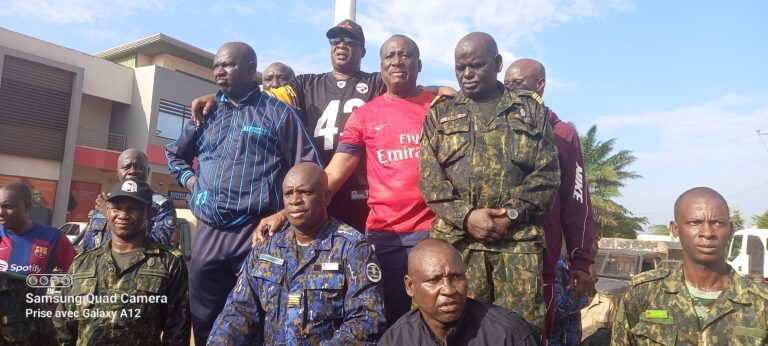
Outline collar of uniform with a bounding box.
[99,237,160,255]
[275,219,334,251]
[663,264,748,303]
[661,265,686,294]
[216,86,261,105]
[722,268,753,305]
[452,82,524,106]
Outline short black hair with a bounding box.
[0,183,32,206]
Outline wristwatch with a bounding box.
[504,204,519,221]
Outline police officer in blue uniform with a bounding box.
[208,163,385,345]
[81,149,176,251]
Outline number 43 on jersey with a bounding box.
[315,98,364,150]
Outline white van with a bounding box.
[727,228,768,280]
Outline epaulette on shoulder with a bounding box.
[741,276,768,300]
[530,91,544,105]
[629,268,670,287]
[169,249,184,258]
[429,94,453,108]
[152,193,169,206]
[510,89,544,106]
[333,224,364,242]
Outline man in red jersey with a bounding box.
[323,34,435,325]
[505,58,595,345]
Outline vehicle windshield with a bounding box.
[728,235,743,261]
[601,254,639,280]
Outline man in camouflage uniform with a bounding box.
[81,148,177,250]
[419,32,560,332]
[612,187,768,345]
[1,271,57,346]
[55,180,190,345]
[208,163,385,345]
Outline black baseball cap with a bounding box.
[107,179,153,206]
[326,19,365,48]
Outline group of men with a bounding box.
[2,17,766,346]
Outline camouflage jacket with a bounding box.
[611,264,768,345]
[208,217,386,345]
[1,272,57,346]
[81,193,177,251]
[418,85,560,253]
[54,240,190,346]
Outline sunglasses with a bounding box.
[329,37,361,46]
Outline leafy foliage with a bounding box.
[649,224,670,235]
[731,208,744,230]
[752,209,768,229]
[580,125,645,239]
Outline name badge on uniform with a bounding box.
[320,262,339,271]
[258,254,284,266]
[439,113,467,123]
[287,292,302,307]
[644,310,669,319]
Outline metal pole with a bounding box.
[334,0,356,24]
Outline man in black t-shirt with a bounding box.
[193,19,385,234]
[272,19,386,232]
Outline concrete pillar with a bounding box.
[333,0,356,24]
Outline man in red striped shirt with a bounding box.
[0,183,76,277]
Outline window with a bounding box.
[156,99,192,140]
[728,235,743,261]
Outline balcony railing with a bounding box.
[76,128,126,151]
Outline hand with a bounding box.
[191,94,216,126]
[94,192,109,215]
[568,269,595,298]
[251,210,287,246]
[466,209,504,244]
[185,176,197,191]
[488,207,512,235]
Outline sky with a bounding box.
[2,0,767,230]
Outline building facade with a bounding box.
[0,28,218,226]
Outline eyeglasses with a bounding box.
[329,37,361,46]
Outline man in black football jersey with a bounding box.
[192,19,385,234]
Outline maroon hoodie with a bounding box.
[542,109,595,280]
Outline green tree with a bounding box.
[732,208,744,230]
[753,209,768,228]
[580,124,643,239]
[649,224,670,235]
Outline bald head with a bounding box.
[405,238,468,330]
[262,62,295,91]
[454,32,503,102]
[214,42,258,100]
[117,148,148,182]
[455,32,499,57]
[284,162,328,190]
[505,58,546,96]
[408,239,464,275]
[673,187,729,220]
[282,163,330,235]
[217,42,256,64]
